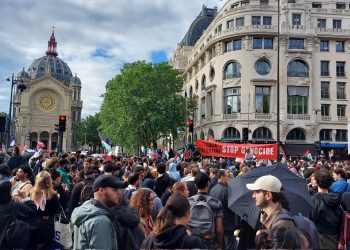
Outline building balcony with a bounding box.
[223,113,238,120]
[287,114,310,120]
[255,113,272,119]
[338,116,347,122]
[315,28,350,36]
[289,25,306,30]
[321,116,331,122]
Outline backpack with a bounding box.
[337,203,350,249]
[79,181,94,205]
[272,212,321,249]
[123,187,136,200]
[188,195,216,247]
[5,203,31,249]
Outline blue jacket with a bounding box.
[330,178,349,193]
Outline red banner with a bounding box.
[196,140,277,160]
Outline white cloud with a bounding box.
[0,0,225,117]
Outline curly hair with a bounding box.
[130,188,153,218]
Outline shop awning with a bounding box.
[283,143,319,157]
[320,143,348,148]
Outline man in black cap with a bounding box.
[71,175,126,250]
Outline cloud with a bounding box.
[0,0,225,117]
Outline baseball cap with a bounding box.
[59,158,69,165]
[246,175,282,193]
[93,175,127,192]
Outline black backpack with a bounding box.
[5,203,31,249]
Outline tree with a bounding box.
[99,61,187,153]
[76,113,101,148]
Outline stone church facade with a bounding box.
[13,31,82,151]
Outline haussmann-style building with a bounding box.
[171,1,350,158]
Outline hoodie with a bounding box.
[167,163,180,182]
[310,192,342,235]
[141,224,206,249]
[71,199,118,250]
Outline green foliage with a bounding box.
[0,112,7,117]
[99,61,186,153]
[76,113,101,146]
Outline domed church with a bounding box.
[13,30,82,151]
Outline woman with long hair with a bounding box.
[30,171,61,249]
[161,181,190,205]
[142,194,206,249]
[130,188,155,248]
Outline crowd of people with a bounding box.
[0,145,349,249]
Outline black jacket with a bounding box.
[154,173,175,198]
[0,200,37,248]
[141,224,206,249]
[7,154,28,172]
[69,178,94,213]
[310,192,342,235]
[111,204,140,250]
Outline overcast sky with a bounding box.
[0,0,225,118]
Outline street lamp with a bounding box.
[6,73,26,148]
[276,0,281,161]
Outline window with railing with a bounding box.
[223,127,240,139]
[336,3,346,9]
[312,2,322,8]
[287,86,309,114]
[263,16,272,25]
[337,82,346,99]
[227,19,234,29]
[321,104,330,116]
[336,61,346,77]
[253,38,273,49]
[252,16,261,25]
[292,14,301,26]
[317,19,326,28]
[333,19,342,29]
[337,105,346,116]
[255,86,270,113]
[236,17,245,27]
[224,88,241,114]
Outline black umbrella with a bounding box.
[228,162,313,229]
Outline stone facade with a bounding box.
[171,0,350,153]
[13,31,82,151]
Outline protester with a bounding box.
[246,175,294,234]
[7,145,28,172]
[57,158,72,190]
[0,181,36,249]
[11,165,33,201]
[210,169,238,250]
[154,163,175,198]
[309,170,342,249]
[71,174,126,250]
[130,188,155,248]
[124,172,140,200]
[0,164,10,182]
[33,150,49,177]
[330,168,348,193]
[49,168,69,211]
[161,181,190,205]
[188,172,224,249]
[29,171,61,249]
[167,162,181,182]
[142,194,207,249]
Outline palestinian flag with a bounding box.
[279,145,287,162]
[303,149,313,162]
[98,132,112,153]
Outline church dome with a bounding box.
[17,67,29,79]
[27,30,73,84]
[70,74,81,85]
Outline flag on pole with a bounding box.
[278,145,287,163]
[9,133,16,147]
[98,132,112,153]
[303,149,313,162]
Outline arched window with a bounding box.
[194,133,198,142]
[287,59,309,77]
[39,131,49,149]
[201,75,206,90]
[208,129,215,139]
[252,127,272,139]
[286,128,305,140]
[200,131,205,140]
[195,80,199,91]
[222,127,240,139]
[185,91,187,98]
[210,67,215,82]
[223,61,241,79]
[189,86,193,98]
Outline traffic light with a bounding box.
[188,119,193,132]
[242,127,249,143]
[59,115,66,132]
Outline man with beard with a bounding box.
[71,175,127,250]
[246,175,294,234]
